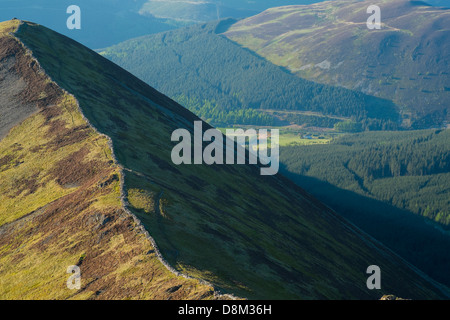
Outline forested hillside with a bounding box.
[224,0,450,128]
[101,20,400,130]
[282,129,450,225]
[281,129,450,287]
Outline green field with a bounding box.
[218,127,334,147]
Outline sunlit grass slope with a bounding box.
[0,20,216,300]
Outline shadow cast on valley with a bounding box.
[280,166,450,288]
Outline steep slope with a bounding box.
[101,20,400,130]
[0,20,217,300]
[224,0,450,128]
[1,19,449,299]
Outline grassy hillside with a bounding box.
[224,0,450,129]
[10,20,450,299]
[0,21,448,299]
[0,20,215,300]
[101,20,400,131]
[427,0,449,7]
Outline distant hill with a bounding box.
[0,0,346,49]
[101,20,401,130]
[1,0,446,49]
[0,0,180,48]
[1,19,449,299]
[0,19,214,300]
[224,0,450,129]
[139,0,449,24]
[139,0,329,23]
[427,0,449,7]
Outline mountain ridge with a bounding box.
[0,19,449,299]
[0,19,222,300]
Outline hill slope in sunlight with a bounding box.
[224,0,450,128]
